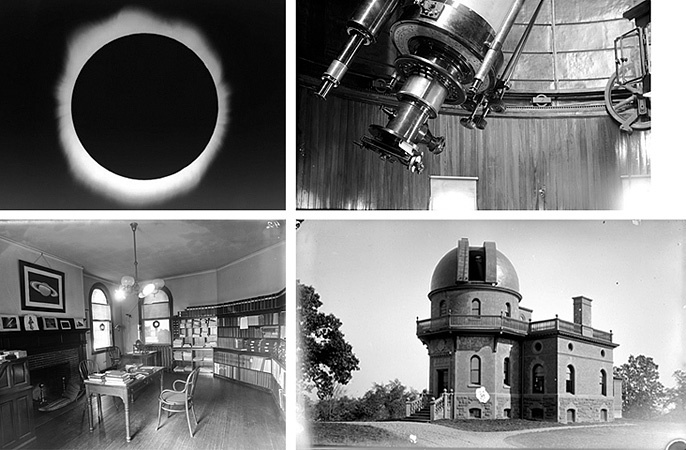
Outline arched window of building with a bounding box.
[439,300,448,316]
[141,287,173,345]
[566,365,575,394]
[505,303,511,317]
[503,357,511,386]
[469,408,482,418]
[600,369,607,396]
[471,299,481,316]
[470,356,481,385]
[532,364,544,393]
[90,283,113,353]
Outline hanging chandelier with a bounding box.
[114,222,164,300]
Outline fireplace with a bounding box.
[28,350,79,405]
[0,328,87,409]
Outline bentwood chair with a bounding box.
[156,367,200,437]
[78,360,98,415]
[78,359,97,383]
[107,346,122,370]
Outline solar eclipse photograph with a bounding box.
[0,0,285,209]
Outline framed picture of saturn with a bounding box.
[19,260,65,313]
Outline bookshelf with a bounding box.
[172,315,217,375]
[213,289,286,412]
[171,289,286,412]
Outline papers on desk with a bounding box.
[88,373,106,382]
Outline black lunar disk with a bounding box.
[71,33,218,180]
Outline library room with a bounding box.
[0,220,285,449]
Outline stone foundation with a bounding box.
[453,395,493,419]
[522,396,558,421]
[558,397,614,423]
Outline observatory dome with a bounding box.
[430,243,520,294]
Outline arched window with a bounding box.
[566,365,575,394]
[469,408,482,418]
[600,409,608,421]
[470,356,481,385]
[505,303,511,317]
[439,300,448,316]
[90,283,113,352]
[471,299,481,315]
[600,369,607,396]
[533,364,544,393]
[141,287,173,345]
[503,357,511,386]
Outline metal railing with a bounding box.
[417,315,529,336]
[417,314,613,343]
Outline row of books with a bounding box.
[213,363,275,390]
[216,326,283,339]
[216,312,282,327]
[175,289,285,319]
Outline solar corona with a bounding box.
[56,8,229,205]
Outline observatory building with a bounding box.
[415,238,620,422]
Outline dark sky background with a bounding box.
[0,0,285,209]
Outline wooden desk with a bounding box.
[84,366,164,442]
[122,351,159,367]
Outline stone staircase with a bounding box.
[403,405,431,423]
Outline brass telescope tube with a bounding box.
[316,0,400,99]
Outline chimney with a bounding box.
[573,296,593,337]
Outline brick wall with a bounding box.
[27,347,81,393]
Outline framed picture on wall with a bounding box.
[23,314,39,331]
[0,315,20,331]
[41,317,58,331]
[19,260,66,313]
[74,318,88,329]
[59,319,73,330]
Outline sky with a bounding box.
[297,220,686,397]
[0,0,285,209]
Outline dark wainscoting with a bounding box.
[297,86,650,210]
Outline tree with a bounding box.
[356,379,416,421]
[298,282,360,400]
[665,369,686,411]
[615,354,665,418]
[312,379,419,422]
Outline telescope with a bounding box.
[316,0,546,173]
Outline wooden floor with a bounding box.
[25,373,285,450]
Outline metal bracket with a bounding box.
[532,94,552,107]
[419,0,444,19]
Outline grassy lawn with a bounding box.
[310,422,409,447]
[505,420,686,449]
[433,418,596,432]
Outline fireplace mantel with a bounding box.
[0,329,88,356]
